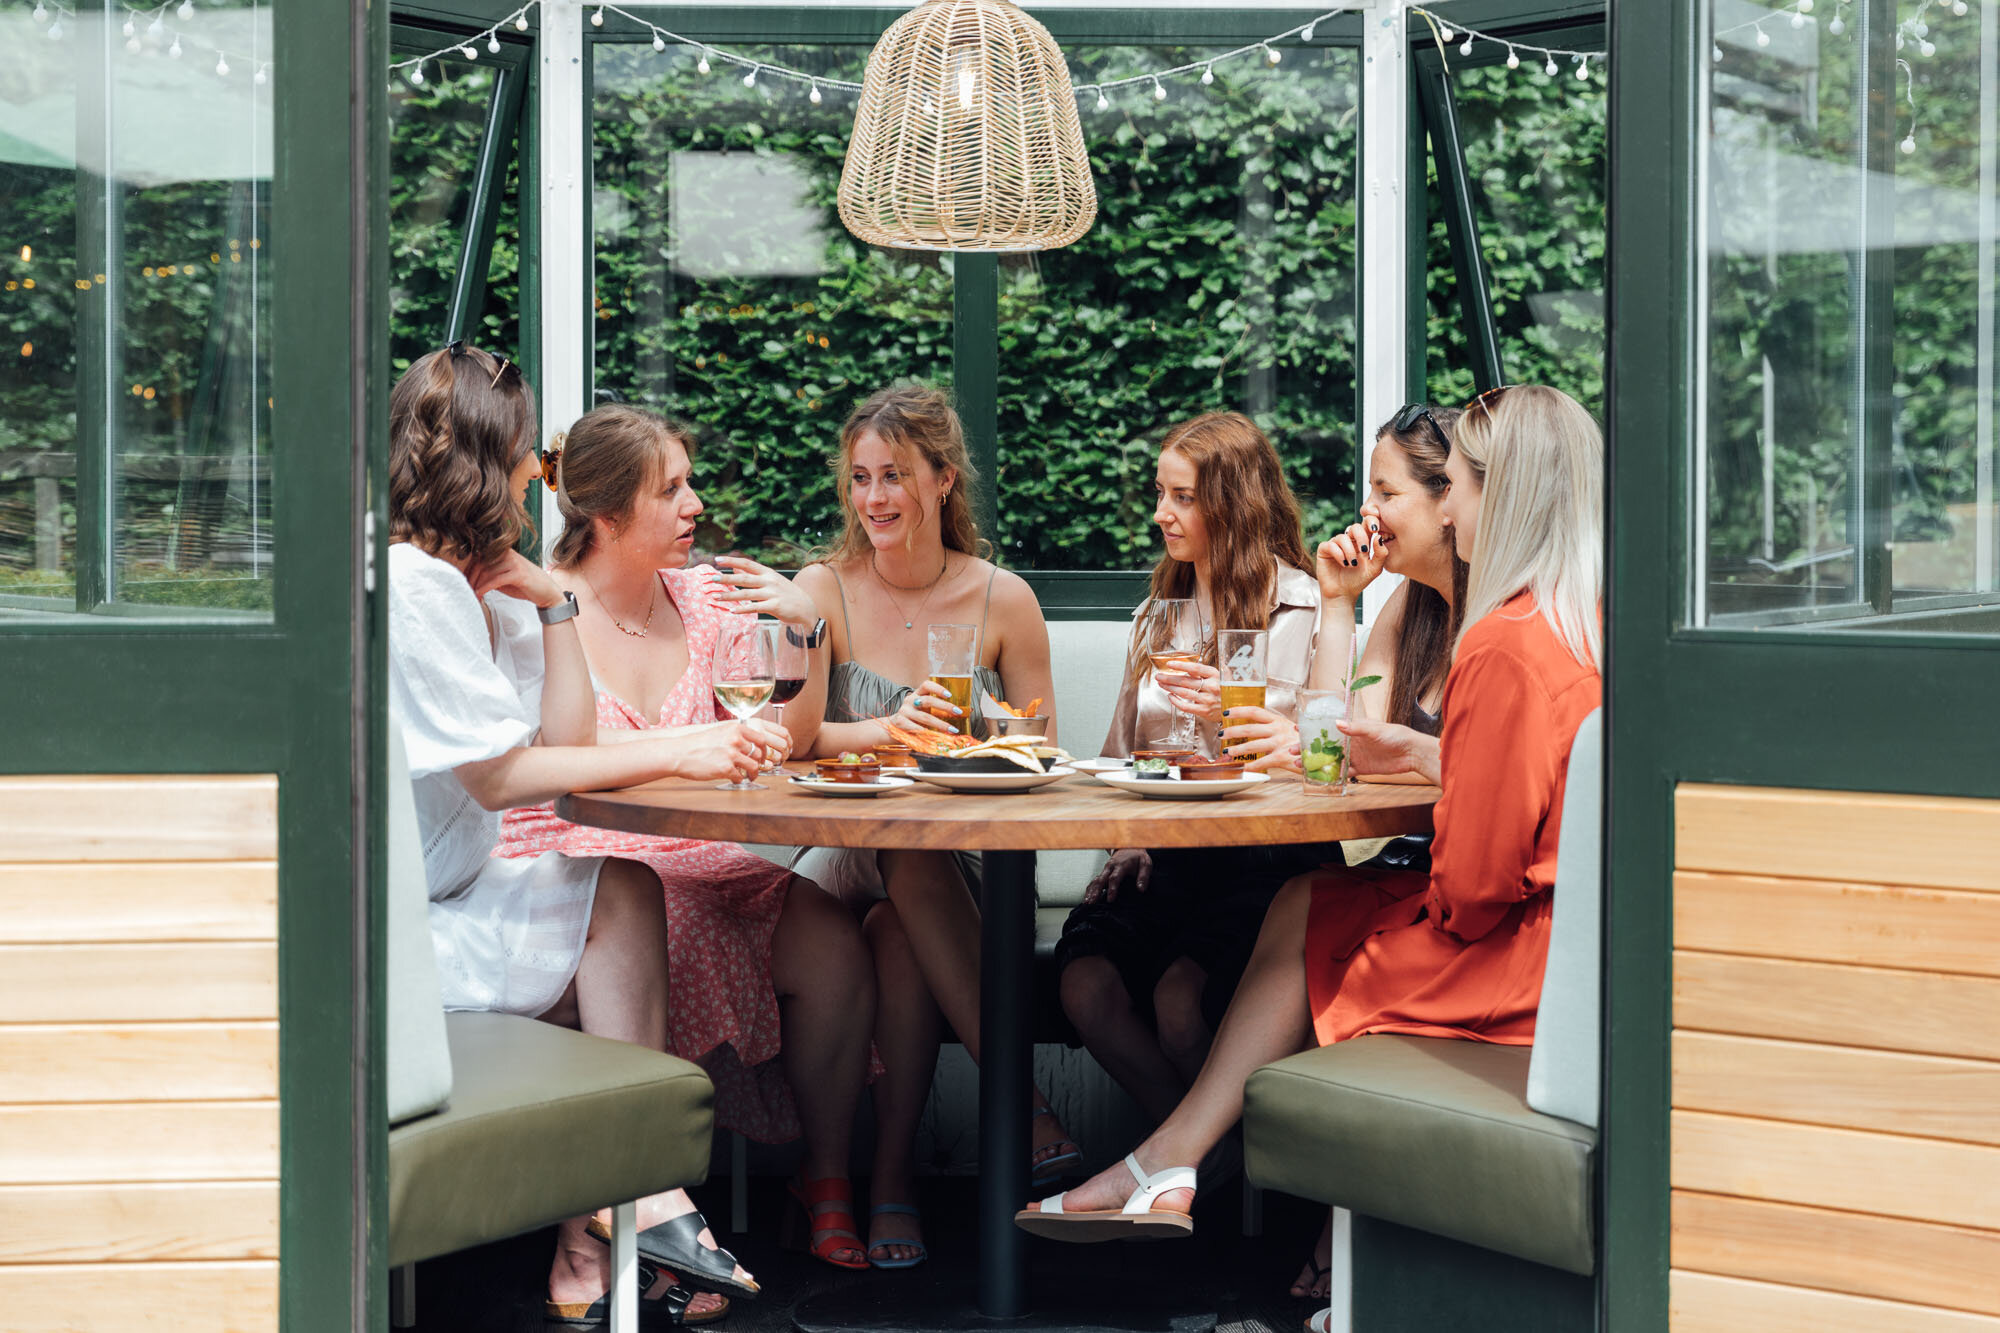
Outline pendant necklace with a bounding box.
[873,551,949,629]
[582,570,657,638]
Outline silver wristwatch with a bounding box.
[538,590,581,625]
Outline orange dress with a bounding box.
[1304,593,1601,1047]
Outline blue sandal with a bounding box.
[1030,1106,1084,1187]
[866,1203,928,1270]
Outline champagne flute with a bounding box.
[1141,597,1205,751]
[761,624,811,775]
[712,618,778,791]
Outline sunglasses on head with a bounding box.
[440,338,516,390]
[1463,384,1515,426]
[1391,402,1447,444]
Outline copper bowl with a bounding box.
[872,744,917,769]
[1175,758,1246,781]
[813,757,883,784]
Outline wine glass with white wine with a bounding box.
[711,618,778,791]
[1141,597,1206,751]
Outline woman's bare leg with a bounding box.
[769,875,874,1183]
[1059,956,1187,1123]
[860,900,941,1264]
[1150,957,1216,1088]
[1026,875,1315,1218]
[547,858,732,1314]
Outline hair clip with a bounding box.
[540,433,565,491]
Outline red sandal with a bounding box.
[781,1175,870,1271]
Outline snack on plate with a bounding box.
[994,697,1044,719]
[945,735,1074,773]
[883,722,978,755]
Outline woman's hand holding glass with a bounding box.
[1315,504,1390,604]
[882,679,963,740]
[1220,704,1300,773]
[1335,716,1440,785]
[670,719,778,783]
[710,555,819,627]
[1156,658,1222,726]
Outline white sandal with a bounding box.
[1012,1152,1197,1243]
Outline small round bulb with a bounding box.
[1153,78,1166,101]
[1712,43,1724,62]
[1901,134,1917,155]
[1095,89,1110,111]
[1829,16,1845,34]
[809,83,822,105]
[1440,26,1455,42]
[515,13,529,31]
[1756,26,1772,46]
[590,7,603,26]
[1543,54,1558,75]
[488,34,501,53]
[1460,36,1474,55]
[177,0,194,19]
[169,36,183,57]
[743,67,758,88]
[46,18,61,39]
[1575,58,1590,80]
[1798,0,1813,10]
[1792,12,1806,27]
[651,34,665,51]
[215,54,227,75]
[461,44,478,59]
[254,66,267,85]
[409,62,424,85]
[1302,23,1316,43]
[122,17,135,37]
[697,51,711,74]
[1919,39,1935,56]
[31,1,46,20]
[1201,64,1214,85]
[1266,44,1282,65]
[1506,47,1520,69]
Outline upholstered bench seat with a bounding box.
[387,1010,715,1269]
[1244,1033,1596,1276]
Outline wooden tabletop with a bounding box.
[558,764,1437,852]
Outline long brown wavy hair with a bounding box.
[1128,412,1311,682]
[389,344,537,567]
[1375,406,1469,728]
[822,383,988,564]
[547,404,697,569]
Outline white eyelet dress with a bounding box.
[387,543,605,1018]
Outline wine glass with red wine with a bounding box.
[762,623,810,774]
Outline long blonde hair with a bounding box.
[823,384,986,563]
[1452,385,1602,671]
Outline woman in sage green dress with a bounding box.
[790,384,1077,1270]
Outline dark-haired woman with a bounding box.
[387,346,776,1325]
[496,403,879,1278]
[790,383,1069,1269]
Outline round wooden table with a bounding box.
[559,766,1437,1327]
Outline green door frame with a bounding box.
[0,0,388,1329]
[1605,3,2000,1328]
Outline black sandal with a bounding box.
[586,1211,759,1300]
[544,1261,730,1328]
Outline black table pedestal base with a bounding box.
[790,1272,1219,1333]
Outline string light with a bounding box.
[1410,8,1604,83]
[168,35,181,58]
[409,60,424,85]
[1264,43,1282,65]
[488,34,501,53]
[1459,34,1473,56]
[696,49,710,74]
[214,52,228,75]
[590,5,603,26]
[1506,46,1520,69]
[1899,56,1919,154]
[742,65,757,88]
[254,64,267,85]
[1302,21,1316,42]
[1152,76,1166,101]
[514,12,528,30]
[651,32,665,51]
[1095,87,1110,112]
[1544,52,1558,76]
[808,81,822,105]
[459,44,478,59]
[175,0,191,18]
[1201,63,1215,85]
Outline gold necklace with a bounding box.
[872,551,949,630]
[582,571,656,638]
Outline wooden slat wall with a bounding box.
[1671,785,2000,1329]
[0,776,279,1332]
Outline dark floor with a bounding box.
[403,1176,1330,1333]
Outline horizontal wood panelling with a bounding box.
[0,862,276,943]
[0,943,277,1022]
[1673,1032,2000,1145]
[1671,1270,2000,1332]
[1672,1191,2000,1317]
[1673,951,2000,1061]
[0,1103,278,1184]
[1671,1109,2000,1231]
[0,776,277,864]
[1674,872,2000,977]
[0,1024,278,1103]
[0,1259,277,1331]
[1676,785,2000,892]
[0,1183,279,1263]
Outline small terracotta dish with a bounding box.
[814,756,883,784]
[872,744,917,769]
[1175,758,1246,781]
[1131,748,1196,780]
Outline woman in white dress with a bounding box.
[387,343,779,1326]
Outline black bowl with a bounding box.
[914,751,1048,775]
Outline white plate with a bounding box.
[787,774,918,798]
[909,764,1075,794]
[1095,770,1271,800]
[1068,756,1135,776]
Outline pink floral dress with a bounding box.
[496,566,801,1142]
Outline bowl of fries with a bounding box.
[980,697,1050,741]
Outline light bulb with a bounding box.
[46,19,62,39]
[1152,77,1166,101]
[31,1,45,21]
[409,62,424,84]
[515,13,529,30]
[126,35,142,52]
[461,44,478,59]
[1543,54,1557,75]
[1792,12,1806,27]
[1914,20,1928,36]
[1265,44,1282,65]
[1953,0,1969,14]
[696,51,710,74]
[122,17,135,37]
[1302,22,1316,42]
[169,36,182,57]
[1440,26,1455,42]
[254,65,267,85]
[1095,89,1110,111]
[957,64,976,110]
[1575,57,1589,80]
[1901,133,1917,154]
[214,53,227,75]
[178,0,194,19]
[1919,39,1935,56]
[1461,36,1474,55]
[1506,47,1520,68]
[488,34,501,53]
[590,6,603,26]
[148,16,163,36]
[1829,16,1845,34]
[1201,64,1214,85]
[1712,42,1724,62]
[1756,26,1772,46]
[652,34,665,51]
[1798,0,1813,10]
[809,82,822,105]
[743,67,757,88]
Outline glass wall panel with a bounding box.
[1700,0,2000,630]
[1425,53,1606,415]
[997,45,1359,570]
[1,0,274,617]
[592,44,952,566]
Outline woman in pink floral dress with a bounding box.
[498,404,878,1278]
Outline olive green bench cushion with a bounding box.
[1243,1033,1597,1276]
[387,1010,715,1269]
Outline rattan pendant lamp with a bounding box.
[838,0,1097,252]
